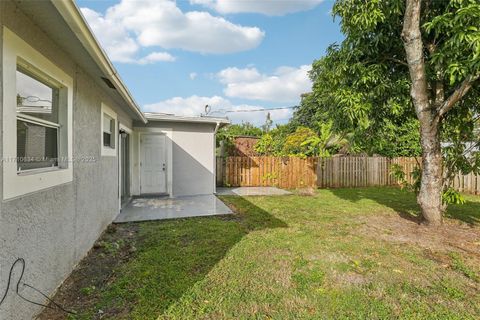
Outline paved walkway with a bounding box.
[216,187,292,196]
[114,194,232,223]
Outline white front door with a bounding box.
[140,134,167,194]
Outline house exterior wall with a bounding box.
[0,3,132,319]
[132,121,217,197]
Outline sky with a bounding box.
[75,0,343,125]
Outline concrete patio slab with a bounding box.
[216,187,292,196]
[114,194,232,223]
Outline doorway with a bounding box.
[140,133,167,194]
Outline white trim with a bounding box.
[17,113,61,129]
[118,123,133,210]
[2,27,73,200]
[144,112,229,125]
[101,103,117,157]
[213,122,221,194]
[133,127,173,197]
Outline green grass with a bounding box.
[69,187,480,319]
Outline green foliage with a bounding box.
[442,188,466,205]
[301,121,336,157]
[254,133,274,155]
[390,164,421,193]
[254,121,342,157]
[390,164,408,188]
[254,124,292,156]
[423,0,480,86]
[218,122,263,140]
[282,127,318,156]
[217,122,263,155]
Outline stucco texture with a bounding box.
[0,2,133,319]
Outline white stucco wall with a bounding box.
[132,121,217,197]
[0,2,134,319]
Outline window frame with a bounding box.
[2,27,73,200]
[16,65,62,172]
[16,117,60,172]
[101,103,117,157]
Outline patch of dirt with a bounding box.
[357,214,480,259]
[256,249,293,289]
[36,223,140,320]
[329,271,369,287]
[296,187,317,197]
[317,252,350,264]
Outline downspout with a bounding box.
[213,122,220,194]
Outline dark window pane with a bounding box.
[17,120,58,171]
[16,68,59,124]
[104,132,111,147]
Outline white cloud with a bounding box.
[144,95,230,117]
[137,52,176,64]
[143,95,292,125]
[189,72,198,80]
[190,0,324,16]
[217,67,262,84]
[81,0,264,62]
[217,65,312,103]
[81,7,139,63]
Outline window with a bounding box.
[103,113,114,148]
[16,67,60,171]
[3,27,73,200]
[101,103,117,156]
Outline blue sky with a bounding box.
[76,0,343,125]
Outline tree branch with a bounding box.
[438,73,480,118]
[402,0,430,118]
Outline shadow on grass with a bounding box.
[56,196,287,319]
[328,186,480,226]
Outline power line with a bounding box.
[226,106,297,113]
[206,105,297,115]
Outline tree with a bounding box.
[301,121,338,157]
[292,93,422,157]
[261,112,273,132]
[282,127,318,156]
[401,0,479,225]
[311,0,479,225]
[255,124,292,156]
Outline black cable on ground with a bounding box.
[0,258,76,315]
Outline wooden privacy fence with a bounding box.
[317,157,420,188]
[216,156,480,194]
[216,156,317,189]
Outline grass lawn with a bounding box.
[40,187,480,320]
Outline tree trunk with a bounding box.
[402,0,443,225]
[418,119,444,225]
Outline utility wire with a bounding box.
[225,106,297,113]
[0,258,76,315]
[206,105,297,116]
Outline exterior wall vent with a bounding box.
[101,77,116,89]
